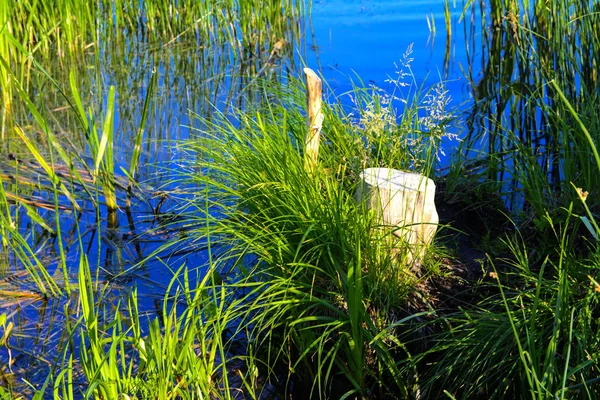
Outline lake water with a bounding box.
[0,0,484,392]
[308,0,468,91]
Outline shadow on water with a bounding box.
[0,0,305,393]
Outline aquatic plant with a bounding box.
[0,0,304,396]
[416,203,600,398]
[461,0,600,220]
[414,3,600,397]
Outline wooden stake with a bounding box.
[303,68,324,173]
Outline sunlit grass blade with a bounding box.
[97,86,117,212]
[129,69,156,182]
[13,126,80,211]
[549,79,600,175]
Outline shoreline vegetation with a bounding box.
[1,0,600,398]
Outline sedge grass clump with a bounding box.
[48,256,244,399]
[418,204,600,399]
[168,70,456,397]
[420,8,600,390]
[461,0,600,228]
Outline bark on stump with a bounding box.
[355,168,439,265]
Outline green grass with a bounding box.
[0,0,306,396]
[460,0,600,219]
[417,218,600,399]
[1,0,600,399]
[0,0,304,171]
[152,70,454,398]
[419,2,600,397]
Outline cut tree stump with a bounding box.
[355,168,439,264]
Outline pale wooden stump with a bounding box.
[303,68,324,174]
[355,168,439,265]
